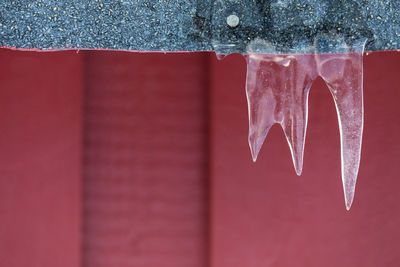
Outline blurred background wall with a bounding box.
[0,49,399,267]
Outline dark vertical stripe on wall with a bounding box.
[82,52,210,267]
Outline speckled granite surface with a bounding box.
[0,0,399,53]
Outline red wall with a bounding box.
[82,52,209,267]
[0,49,399,267]
[210,52,400,267]
[0,51,83,267]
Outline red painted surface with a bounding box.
[0,50,83,267]
[82,52,209,267]
[0,49,399,267]
[210,52,400,267]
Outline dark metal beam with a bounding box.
[1,0,399,53]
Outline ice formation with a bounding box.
[244,37,366,210]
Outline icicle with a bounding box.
[244,36,366,209]
[246,53,317,175]
[315,39,366,210]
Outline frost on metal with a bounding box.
[1,0,400,52]
[211,0,400,54]
[242,35,365,210]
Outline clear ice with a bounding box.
[243,36,366,210]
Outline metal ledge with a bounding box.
[1,0,399,53]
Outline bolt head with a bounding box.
[226,14,239,28]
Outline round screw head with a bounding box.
[226,14,240,28]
